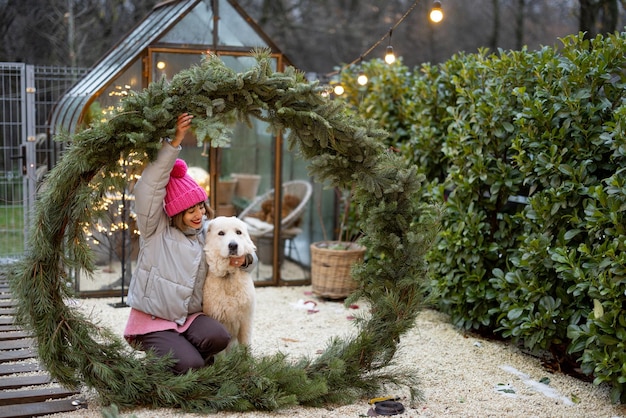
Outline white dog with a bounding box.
[202,216,257,350]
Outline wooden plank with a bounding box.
[0,398,86,418]
[0,362,42,376]
[0,277,87,417]
[0,331,31,341]
[0,387,81,406]
[0,325,21,332]
[0,349,36,363]
[0,375,51,390]
[0,338,34,350]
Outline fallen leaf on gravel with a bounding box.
[495,383,516,396]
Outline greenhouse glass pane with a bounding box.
[220,55,276,73]
[151,52,204,82]
[160,1,214,45]
[218,0,266,47]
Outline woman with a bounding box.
[124,113,256,374]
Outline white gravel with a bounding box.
[47,285,626,418]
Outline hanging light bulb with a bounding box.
[357,70,368,86]
[333,84,345,95]
[384,45,396,64]
[429,0,443,23]
[384,29,396,64]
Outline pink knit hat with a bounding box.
[164,159,208,217]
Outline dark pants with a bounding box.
[134,314,231,374]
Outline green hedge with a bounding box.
[339,31,626,403]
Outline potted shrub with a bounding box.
[310,185,365,299]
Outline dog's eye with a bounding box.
[218,231,225,236]
[236,230,242,235]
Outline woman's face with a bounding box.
[182,202,206,230]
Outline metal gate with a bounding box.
[0,64,87,263]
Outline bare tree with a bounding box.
[2,0,625,74]
[0,0,155,66]
[0,0,19,55]
[238,0,427,73]
[514,0,526,50]
[490,0,501,50]
[579,0,620,38]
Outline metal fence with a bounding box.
[0,63,88,263]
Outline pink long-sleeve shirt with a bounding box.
[124,309,203,345]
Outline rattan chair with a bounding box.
[238,180,313,265]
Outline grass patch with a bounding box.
[0,205,24,258]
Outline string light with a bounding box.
[430,1,444,23]
[357,70,368,86]
[384,30,396,64]
[384,46,396,65]
[316,0,445,96]
[326,0,443,79]
[333,84,345,95]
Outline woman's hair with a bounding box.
[170,201,214,230]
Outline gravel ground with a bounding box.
[46,285,626,418]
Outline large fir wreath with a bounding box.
[9,51,438,412]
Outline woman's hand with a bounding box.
[229,256,246,267]
[171,113,193,147]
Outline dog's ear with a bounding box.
[247,234,257,252]
[206,216,222,234]
[238,221,257,252]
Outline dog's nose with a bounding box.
[228,241,238,254]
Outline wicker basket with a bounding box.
[310,241,365,299]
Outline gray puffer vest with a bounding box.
[126,143,207,325]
